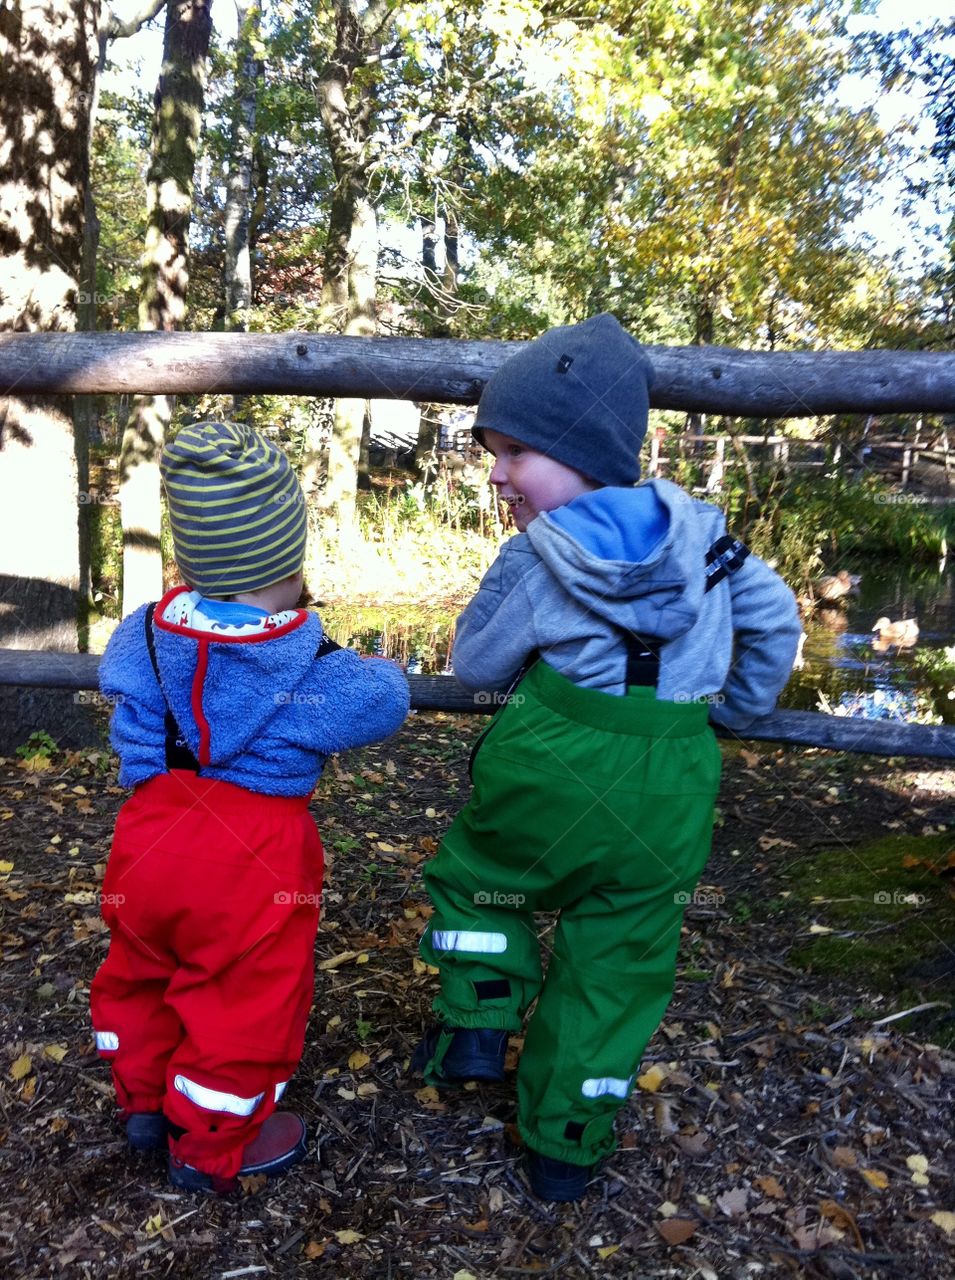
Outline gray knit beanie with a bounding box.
[160,420,307,596]
[473,314,655,486]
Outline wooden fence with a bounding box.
[2,331,954,759]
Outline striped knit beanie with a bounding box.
[160,420,307,597]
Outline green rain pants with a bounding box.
[419,660,722,1166]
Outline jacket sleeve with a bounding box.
[451,539,540,693]
[710,554,801,731]
[294,649,410,755]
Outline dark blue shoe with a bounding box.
[526,1150,595,1202]
[411,1025,508,1083]
[126,1111,168,1152]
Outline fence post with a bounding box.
[901,446,912,489]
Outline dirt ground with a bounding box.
[0,713,953,1279]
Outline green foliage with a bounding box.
[785,832,955,1044]
[719,471,951,586]
[16,730,58,762]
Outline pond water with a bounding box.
[321,556,955,725]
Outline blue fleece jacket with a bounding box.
[99,587,410,796]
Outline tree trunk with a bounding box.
[314,0,390,522]
[223,0,262,346]
[118,0,213,614]
[0,0,103,748]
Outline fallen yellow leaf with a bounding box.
[334,1229,364,1245]
[861,1168,889,1190]
[596,1245,620,1259]
[0,860,14,873]
[43,1044,68,1063]
[930,1211,955,1235]
[10,1053,31,1081]
[637,1063,667,1092]
[347,1050,370,1071]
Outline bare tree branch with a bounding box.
[108,0,168,40]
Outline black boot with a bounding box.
[525,1150,596,1202]
[126,1111,169,1152]
[411,1025,508,1083]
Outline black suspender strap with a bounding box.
[622,631,662,688]
[705,534,750,593]
[314,631,343,659]
[144,603,202,774]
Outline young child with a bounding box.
[413,315,800,1201]
[91,420,408,1194]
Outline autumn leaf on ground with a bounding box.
[656,1218,697,1246]
[861,1167,889,1190]
[906,1153,930,1185]
[755,1174,785,1199]
[43,1044,68,1063]
[10,1053,31,1080]
[334,1229,364,1245]
[347,1050,370,1071]
[637,1063,667,1092]
[820,1199,863,1247]
[717,1186,749,1218]
[931,1212,955,1235]
[831,1145,858,1168]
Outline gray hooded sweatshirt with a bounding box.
[452,479,801,730]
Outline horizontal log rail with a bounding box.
[2,332,955,416]
[1,649,952,760]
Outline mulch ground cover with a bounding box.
[0,713,953,1279]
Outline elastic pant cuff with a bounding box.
[432,1003,521,1033]
[120,1094,165,1118]
[518,1118,617,1168]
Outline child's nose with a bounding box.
[489,458,507,486]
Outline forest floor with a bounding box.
[0,715,953,1279]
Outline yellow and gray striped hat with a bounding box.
[160,420,307,597]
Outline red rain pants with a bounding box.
[90,770,324,1179]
